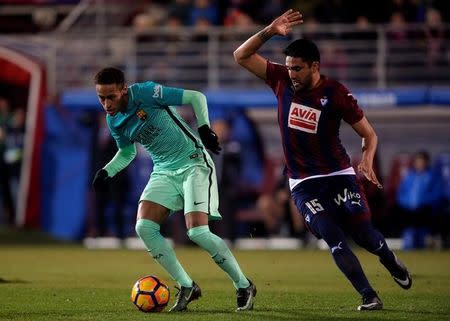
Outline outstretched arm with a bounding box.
[233,9,303,80]
[351,116,382,189]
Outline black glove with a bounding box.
[198,124,222,154]
[92,169,110,191]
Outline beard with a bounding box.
[292,74,313,93]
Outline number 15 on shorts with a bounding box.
[305,199,324,214]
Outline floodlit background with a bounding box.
[0,0,449,251]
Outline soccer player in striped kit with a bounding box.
[234,10,411,310]
[92,67,256,312]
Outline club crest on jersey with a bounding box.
[136,109,147,121]
[320,96,328,106]
[288,102,321,134]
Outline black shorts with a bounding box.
[291,175,371,237]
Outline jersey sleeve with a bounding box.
[103,143,137,177]
[134,81,184,108]
[333,82,364,125]
[265,60,290,94]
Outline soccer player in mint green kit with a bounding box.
[92,67,256,312]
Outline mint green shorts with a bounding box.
[139,159,221,221]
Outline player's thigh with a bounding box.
[139,172,184,217]
[182,164,221,220]
[137,200,170,225]
[185,211,209,229]
[334,175,372,224]
[292,196,346,245]
[291,179,336,239]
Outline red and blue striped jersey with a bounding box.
[266,61,364,179]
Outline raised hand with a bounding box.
[269,9,303,36]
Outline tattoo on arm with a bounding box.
[257,28,271,43]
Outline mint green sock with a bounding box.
[135,219,192,287]
[187,225,250,289]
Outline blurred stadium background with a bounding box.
[0,0,449,251]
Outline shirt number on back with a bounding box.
[305,199,324,214]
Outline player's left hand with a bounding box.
[92,168,111,192]
[198,125,222,154]
[357,161,383,189]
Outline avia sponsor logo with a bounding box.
[334,188,362,206]
[288,102,321,134]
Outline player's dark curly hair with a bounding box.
[283,39,320,65]
[94,67,125,86]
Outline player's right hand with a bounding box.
[269,9,303,36]
[92,169,110,191]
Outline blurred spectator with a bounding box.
[385,11,418,83]
[210,117,241,240]
[132,12,157,34]
[230,109,265,201]
[385,152,412,236]
[431,152,450,248]
[396,151,439,249]
[224,8,255,27]
[353,15,378,40]
[387,11,409,42]
[192,16,212,42]
[209,109,266,237]
[424,8,446,70]
[320,40,348,81]
[168,0,192,26]
[256,171,306,238]
[32,7,57,31]
[189,0,219,26]
[388,0,419,23]
[302,16,324,40]
[88,114,130,239]
[0,97,14,225]
[432,0,450,23]
[342,15,378,82]
[2,107,26,225]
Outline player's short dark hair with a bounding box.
[283,39,320,65]
[94,67,125,86]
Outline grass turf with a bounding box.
[1,245,449,321]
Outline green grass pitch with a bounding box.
[1,245,449,321]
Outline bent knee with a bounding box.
[135,218,160,239]
[187,225,210,242]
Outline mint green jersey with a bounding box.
[106,82,204,171]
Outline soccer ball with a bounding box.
[131,275,170,312]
